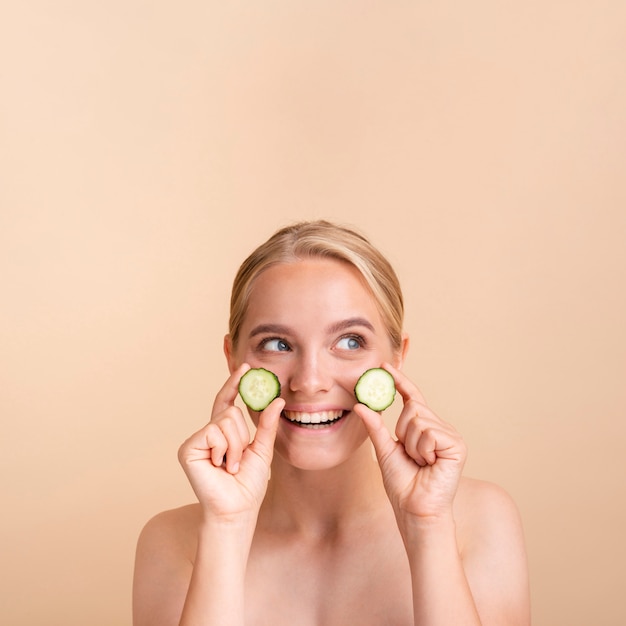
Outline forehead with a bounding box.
[243,258,381,327]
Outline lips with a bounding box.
[282,409,345,428]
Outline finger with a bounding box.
[403,420,429,467]
[381,361,427,405]
[417,427,450,465]
[207,426,229,468]
[211,363,251,416]
[353,402,397,464]
[412,423,464,465]
[397,407,457,450]
[178,423,228,469]
[394,398,426,443]
[395,404,447,443]
[219,414,248,474]
[234,407,251,443]
[248,397,285,466]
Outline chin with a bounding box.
[280,453,346,472]
[272,432,370,473]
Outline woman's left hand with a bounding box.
[354,362,467,523]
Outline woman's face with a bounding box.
[226,257,405,470]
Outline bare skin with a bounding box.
[133,258,530,626]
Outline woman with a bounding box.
[133,220,530,625]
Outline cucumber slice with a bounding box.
[238,368,281,411]
[354,368,396,411]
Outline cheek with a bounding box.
[338,360,380,396]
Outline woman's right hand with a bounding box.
[177,363,285,522]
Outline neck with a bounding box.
[259,442,389,539]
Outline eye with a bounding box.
[336,335,364,351]
[261,337,291,352]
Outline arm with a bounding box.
[133,364,284,626]
[399,486,529,626]
[179,517,256,626]
[401,514,481,625]
[355,363,530,625]
[132,509,259,626]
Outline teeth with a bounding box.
[283,410,344,425]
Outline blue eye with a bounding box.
[336,335,363,350]
[262,338,290,352]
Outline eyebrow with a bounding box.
[326,317,376,335]
[248,323,292,338]
[248,317,375,339]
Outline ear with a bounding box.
[223,334,237,374]
[393,333,410,369]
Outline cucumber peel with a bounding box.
[354,368,396,411]
[238,368,281,411]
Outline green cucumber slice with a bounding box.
[238,368,281,411]
[354,368,396,411]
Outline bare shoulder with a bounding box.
[137,503,202,558]
[454,477,531,625]
[455,476,523,523]
[454,476,526,554]
[133,504,202,626]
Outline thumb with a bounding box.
[249,397,285,465]
[353,403,396,464]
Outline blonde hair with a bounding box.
[229,220,404,351]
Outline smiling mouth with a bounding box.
[282,409,346,429]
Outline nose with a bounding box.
[287,351,333,396]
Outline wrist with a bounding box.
[398,512,466,582]
[198,511,257,553]
[199,509,258,539]
[397,510,457,544]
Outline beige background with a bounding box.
[1,2,625,625]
